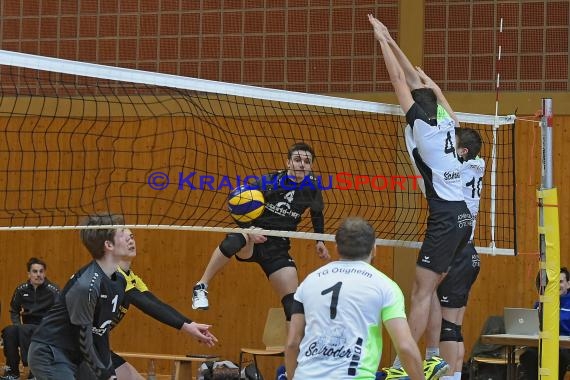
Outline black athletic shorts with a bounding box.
[111,351,126,369]
[74,352,125,379]
[417,198,472,274]
[236,236,295,277]
[437,242,480,308]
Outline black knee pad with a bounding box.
[281,293,295,321]
[457,324,463,342]
[219,233,247,258]
[440,319,459,342]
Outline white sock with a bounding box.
[454,371,462,379]
[425,347,439,360]
[440,376,454,380]
[393,356,402,369]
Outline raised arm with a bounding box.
[415,66,460,127]
[368,14,414,114]
[382,27,423,90]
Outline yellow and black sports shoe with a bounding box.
[423,355,450,380]
[381,366,410,380]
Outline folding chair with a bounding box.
[239,308,286,379]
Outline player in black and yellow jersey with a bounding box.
[79,230,217,380]
[29,213,130,380]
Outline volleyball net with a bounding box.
[0,50,516,254]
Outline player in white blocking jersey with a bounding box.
[285,217,425,380]
[426,126,485,380]
[369,15,472,380]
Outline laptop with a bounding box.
[504,307,539,335]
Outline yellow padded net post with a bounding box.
[537,188,560,379]
[537,98,559,379]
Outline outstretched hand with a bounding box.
[415,66,441,92]
[416,66,460,126]
[183,322,219,348]
[368,14,389,43]
[316,241,330,260]
[247,227,267,244]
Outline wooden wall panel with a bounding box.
[0,115,566,377]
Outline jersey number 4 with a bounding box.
[321,282,342,319]
[444,131,456,157]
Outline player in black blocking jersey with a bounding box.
[369,15,472,380]
[28,213,132,380]
[0,258,60,380]
[77,233,218,380]
[192,142,330,323]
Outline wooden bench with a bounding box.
[115,352,219,380]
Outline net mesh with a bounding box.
[0,50,516,254]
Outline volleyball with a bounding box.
[228,185,265,223]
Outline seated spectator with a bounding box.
[1,257,60,380]
[519,267,570,380]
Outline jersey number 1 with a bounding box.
[321,282,342,319]
[466,176,483,198]
[111,294,118,312]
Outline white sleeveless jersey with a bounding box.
[293,260,406,380]
[460,157,485,240]
[404,103,463,201]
